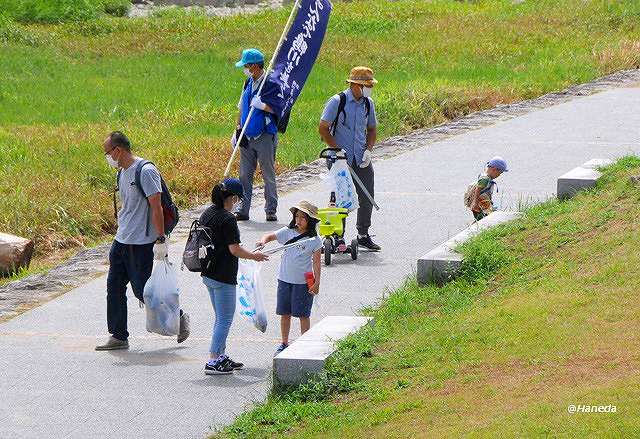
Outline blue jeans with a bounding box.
[106,240,154,341]
[202,276,236,355]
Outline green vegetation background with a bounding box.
[220,158,640,438]
[1,0,639,262]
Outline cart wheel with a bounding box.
[350,238,358,261]
[324,238,332,266]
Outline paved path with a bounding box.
[1,85,640,439]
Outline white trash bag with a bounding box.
[143,258,180,336]
[321,159,359,211]
[236,259,268,333]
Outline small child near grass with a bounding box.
[466,156,508,221]
[256,201,322,355]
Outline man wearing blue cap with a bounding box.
[232,48,285,222]
[467,156,508,220]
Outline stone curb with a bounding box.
[557,159,613,200]
[416,211,522,285]
[273,315,373,386]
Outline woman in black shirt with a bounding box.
[200,178,268,375]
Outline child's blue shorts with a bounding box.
[276,280,314,318]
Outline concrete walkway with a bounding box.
[1,85,640,439]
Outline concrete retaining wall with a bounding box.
[557,159,612,200]
[417,211,522,285]
[273,315,373,386]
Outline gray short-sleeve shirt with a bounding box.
[115,158,162,245]
[275,227,322,285]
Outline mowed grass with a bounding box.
[219,157,640,438]
[1,0,640,259]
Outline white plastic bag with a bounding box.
[236,259,268,333]
[143,258,180,336]
[322,159,359,211]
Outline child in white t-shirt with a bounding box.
[257,201,322,355]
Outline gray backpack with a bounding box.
[182,219,215,272]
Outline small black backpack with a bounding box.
[182,219,215,272]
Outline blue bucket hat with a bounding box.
[487,156,508,172]
[235,49,264,68]
[222,178,244,197]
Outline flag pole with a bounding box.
[224,0,302,177]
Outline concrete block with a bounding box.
[557,158,612,200]
[582,158,613,169]
[417,211,522,285]
[273,316,373,385]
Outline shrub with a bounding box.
[0,13,40,45]
[101,0,130,17]
[3,0,101,24]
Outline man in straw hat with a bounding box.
[318,66,381,251]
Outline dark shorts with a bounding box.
[276,280,314,318]
[473,210,487,221]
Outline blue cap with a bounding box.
[487,156,508,172]
[222,178,244,197]
[235,49,264,68]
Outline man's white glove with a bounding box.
[153,241,168,261]
[231,130,237,148]
[250,96,267,111]
[360,149,372,168]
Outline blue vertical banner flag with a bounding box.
[224,0,332,176]
[269,0,332,120]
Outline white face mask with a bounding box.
[106,154,119,168]
[243,67,251,77]
[362,86,373,98]
[232,196,242,212]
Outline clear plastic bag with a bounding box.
[236,259,268,333]
[321,159,359,211]
[143,258,180,336]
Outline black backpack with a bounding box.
[114,160,179,236]
[182,219,215,272]
[329,91,371,136]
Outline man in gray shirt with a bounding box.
[319,66,381,251]
[96,131,189,350]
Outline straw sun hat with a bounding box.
[289,200,319,220]
[346,66,378,87]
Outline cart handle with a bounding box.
[319,147,347,160]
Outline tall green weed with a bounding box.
[0,0,130,24]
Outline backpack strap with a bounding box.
[479,182,494,195]
[329,93,371,136]
[330,92,347,136]
[133,160,154,236]
[113,169,122,220]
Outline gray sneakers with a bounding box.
[95,336,129,351]
[96,312,189,350]
[177,312,190,344]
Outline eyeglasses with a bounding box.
[104,146,118,156]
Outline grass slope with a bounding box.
[1,0,640,262]
[219,157,640,438]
